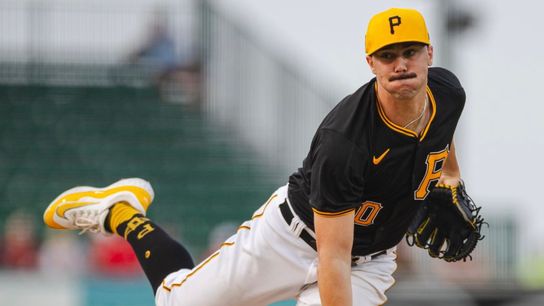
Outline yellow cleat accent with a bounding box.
[43,178,154,234]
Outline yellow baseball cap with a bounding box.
[365,8,430,55]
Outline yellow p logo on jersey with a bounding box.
[414,145,449,200]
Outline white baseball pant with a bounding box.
[155,185,397,306]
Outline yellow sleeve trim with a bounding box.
[312,207,355,217]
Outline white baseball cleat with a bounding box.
[43,178,154,235]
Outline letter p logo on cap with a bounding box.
[365,8,430,55]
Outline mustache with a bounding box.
[389,73,417,82]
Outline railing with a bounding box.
[201,1,340,178]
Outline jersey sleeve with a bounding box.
[429,67,466,120]
[429,67,463,89]
[308,128,366,216]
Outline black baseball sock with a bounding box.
[116,215,195,294]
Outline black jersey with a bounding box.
[288,67,465,256]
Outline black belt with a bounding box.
[279,201,387,262]
[279,201,317,251]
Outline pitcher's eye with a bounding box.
[377,52,395,60]
[403,49,417,58]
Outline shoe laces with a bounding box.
[70,209,107,235]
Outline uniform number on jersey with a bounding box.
[414,145,449,200]
[354,201,383,226]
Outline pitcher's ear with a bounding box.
[366,55,376,74]
[427,45,434,66]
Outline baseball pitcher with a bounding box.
[44,8,484,306]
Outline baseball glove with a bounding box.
[405,182,486,262]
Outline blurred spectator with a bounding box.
[128,18,180,79]
[0,210,39,269]
[38,230,86,277]
[88,234,142,278]
[128,7,200,105]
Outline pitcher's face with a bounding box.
[366,43,433,100]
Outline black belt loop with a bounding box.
[279,201,317,251]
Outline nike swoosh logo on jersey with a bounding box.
[372,148,390,165]
[56,201,99,218]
